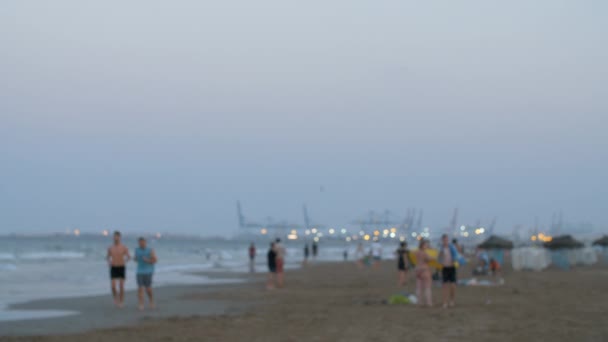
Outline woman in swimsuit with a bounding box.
[415,239,434,307]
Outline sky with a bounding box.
[1,0,607,236]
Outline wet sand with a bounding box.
[1,261,607,341]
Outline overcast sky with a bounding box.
[1,0,606,236]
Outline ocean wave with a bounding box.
[0,253,16,261]
[18,251,86,260]
[155,264,215,273]
[0,264,17,271]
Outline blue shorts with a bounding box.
[137,273,153,288]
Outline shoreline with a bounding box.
[0,270,263,336]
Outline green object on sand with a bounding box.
[388,294,411,305]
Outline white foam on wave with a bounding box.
[18,251,86,260]
[155,263,215,273]
[0,253,16,261]
[0,308,79,322]
[0,264,17,271]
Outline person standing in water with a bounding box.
[275,238,286,288]
[267,242,277,289]
[134,237,157,311]
[303,244,310,266]
[415,239,433,307]
[107,231,131,308]
[396,242,410,287]
[439,234,459,308]
[249,243,256,273]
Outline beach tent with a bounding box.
[511,247,551,271]
[477,235,514,266]
[543,235,584,250]
[543,235,584,270]
[592,236,608,263]
[478,235,514,249]
[592,236,608,247]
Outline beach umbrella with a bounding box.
[592,236,608,247]
[477,235,514,250]
[543,235,584,250]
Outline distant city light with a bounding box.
[311,228,318,234]
[313,237,320,242]
[287,234,298,240]
[411,232,417,237]
[364,234,371,241]
[155,232,162,239]
[102,230,109,237]
[260,228,268,235]
[389,233,396,238]
[341,228,347,234]
[305,229,311,235]
[460,225,466,231]
[328,228,335,235]
[73,229,80,236]
[346,237,351,242]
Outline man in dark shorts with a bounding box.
[267,242,277,289]
[135,237,157,311]
[439,234,458,308]
[107,231,131,307]
[249,243,256,273]
[396,242,409,287]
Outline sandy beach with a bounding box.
[1,260,607,341]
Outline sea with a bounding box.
[0,234,389,321]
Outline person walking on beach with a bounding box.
[439,234,459,308]
[312,241,318,260]
[415,239,433,307]
[355,242,365,268]
[267,242,277,289]
[396,242,410,287]
[249,243,256,273]
[275,238,286,288]
[371,238,383,269]
[135,237,157,311]
[303,244,310,266]
[107,231,131,308]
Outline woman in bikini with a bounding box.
[415,239,434,307]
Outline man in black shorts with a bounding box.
[107,231,131,307]
[439,234,458,308]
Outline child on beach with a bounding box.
[415,239,433,307]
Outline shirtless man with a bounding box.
[107,231,131,307]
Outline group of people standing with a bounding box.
[398,234,461,308]
[106,231,158,310]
